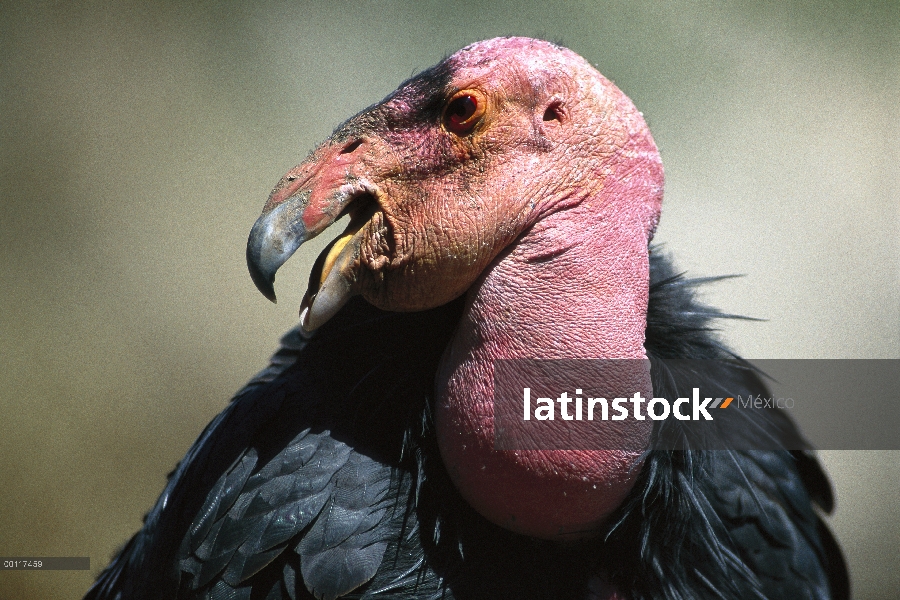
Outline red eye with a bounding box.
[443,90,486,135]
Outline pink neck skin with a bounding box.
[435,137,663,539]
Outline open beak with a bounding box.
[246,159,380,331]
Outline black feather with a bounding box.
[85,250,846,600]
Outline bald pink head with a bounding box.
[248,37,664,538]
[433,38,663,538]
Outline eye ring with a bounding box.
[443,89,487,135]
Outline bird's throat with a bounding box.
[435,199,657,539]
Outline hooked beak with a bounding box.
[246,190,311,303]
[246,168,380,331]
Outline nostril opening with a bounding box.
[543,106,560,122]
[341,140,364,154]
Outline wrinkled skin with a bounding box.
[251,38,657,322]
[248,37,664,538]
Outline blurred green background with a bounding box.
[1,1,897,598]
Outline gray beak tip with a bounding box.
[246,240,279,303]
[245,187,313,306]
[246,204,307,304]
